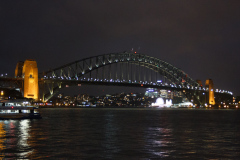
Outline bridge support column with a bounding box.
[15,61,24,78]
[205,79,215,105]
[14,61,24,94]
[22,59,39,101]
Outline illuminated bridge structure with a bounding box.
[0,52,233,105]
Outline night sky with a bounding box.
[1,1,240,96]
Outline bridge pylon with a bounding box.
[15,61,24,78]
[205,79,215,105]
[19,59,39,101]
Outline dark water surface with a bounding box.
[0,108,240,159]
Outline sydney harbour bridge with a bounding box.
[0,52,233,106]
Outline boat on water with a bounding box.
[0,99,41,120]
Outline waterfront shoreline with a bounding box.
[38,106,239,109]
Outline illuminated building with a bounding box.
[22,59,39,100]
[0,90,4,100]
[160,89,174,99]
[145,88,159,98]
[205,79,215,105]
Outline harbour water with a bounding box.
[0,108,240,159]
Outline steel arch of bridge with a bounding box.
[41,52,200,101]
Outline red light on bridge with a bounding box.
[141,84,143,87]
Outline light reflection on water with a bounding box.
[17,120,33,158]
[0,120,34,159]
[0,108,239,159]
[103,113,120,159]
[145,127,174,158]
[0,122,6,158]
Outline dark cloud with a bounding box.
[0,0,240,95]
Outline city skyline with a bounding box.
[1,1,240,95]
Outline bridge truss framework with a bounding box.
[40,52,201,101]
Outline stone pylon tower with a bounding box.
[205,79,215,105]
[22,59,39,100]
[15,61,24,78]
